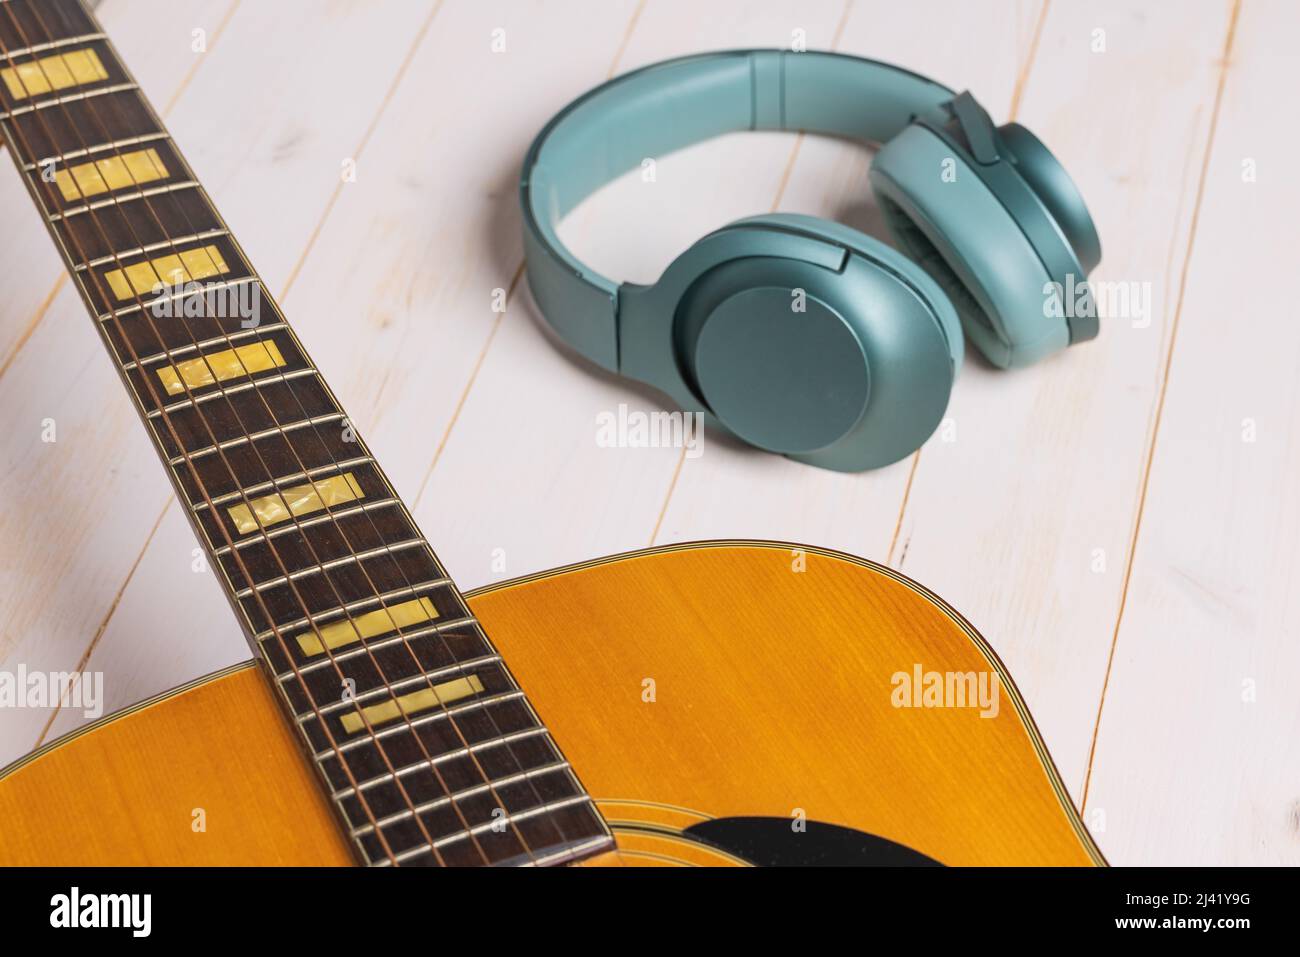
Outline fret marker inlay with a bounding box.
[227,471,364,536]
[0,0,615,868]
[55,147,168,201]
[1,49,108,100]
[157,339,286,395]
[340,674,485,734]
[297,596,439,656]
[104,244,229,300]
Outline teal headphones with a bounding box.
[520,50,1101,471]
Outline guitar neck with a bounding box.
[0,0,612,867]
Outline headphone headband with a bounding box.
[520,50,955,370]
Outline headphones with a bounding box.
[520,50,1101,471]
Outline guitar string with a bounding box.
[10,2,615,868]
[7,0,591,866]
[73,3,597,864]
[68,16,564,867]
[0,0,432,866]
[1,1,477,868]
[18,0,613,868]
[0,1,421,866]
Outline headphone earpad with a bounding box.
[871,125,1066,368]
[658,214,961,470]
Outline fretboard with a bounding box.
[0,0,613,867]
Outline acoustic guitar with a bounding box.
[0,0,1103,867]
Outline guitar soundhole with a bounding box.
[683,817,944,867]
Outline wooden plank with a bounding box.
[1,0,441,764]
[1083,0,1300,865]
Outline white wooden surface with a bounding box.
[1,0,1293,866]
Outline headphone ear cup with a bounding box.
[652,214,960,470]
[871,125,1067,369]
[723,213,964,370]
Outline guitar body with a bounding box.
[0,542,1101,866]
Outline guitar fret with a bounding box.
[0,79,137,120]
[256,579,454,647]
[235,535,424,597]
[383,795,598,864]
[352,761,572,839]
[144,359,334,468]
[191,456,372,513]
[275,616,487,720]
[0,46,109,102]
[97,240,230,302]
[315,691,527,759]
[168,411,345,467]
[332,726,567,836]
[284,615,478,677]
[156,339,287,399]
[313,684,547,793]
[212,498,401,556]
[0,0,615,866]
[125,322,288,370]
[0,33,105,63]
[23,129,167,168]
[77,227,229,270]
[334,727,552,801]
[57,182,223,270]
[369,832,614,868]
[229,514,453,644]
[50,145,169,205]
[257,578,449,643]
[99,276,261,324]
[528,834,622,868]
[277,618,488,720]
[314,688,596,865]
[306,655,503,720]
[204,478,444,634]
[103,279,271,362]
[5,79,160,163]
[147,367,321,417]
[49,180,200,221]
